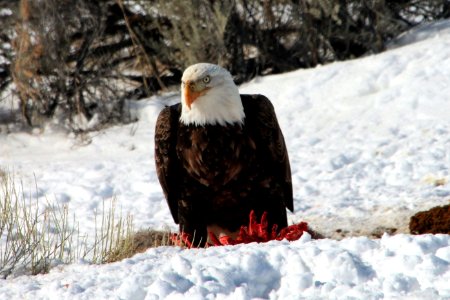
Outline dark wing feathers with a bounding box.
[242,94,294,212]
[154,104,182,223]
[154,94,294,227]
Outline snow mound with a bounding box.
[0,234,448,299]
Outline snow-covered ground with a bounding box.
[1,20,450,299]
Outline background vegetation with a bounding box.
[0,0,449,131]
[0,170,172,278]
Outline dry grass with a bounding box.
[0,172,73,277]
[106,229,174,263]
[0,171,144,277]
[92,199,135,264]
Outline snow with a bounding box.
[1,20,450,299]
[0,234,449,299]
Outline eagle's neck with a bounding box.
[180,83,245,126]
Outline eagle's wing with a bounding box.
[154,104,181,223]
[243,94,294,212]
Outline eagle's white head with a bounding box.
[180,63,245,126]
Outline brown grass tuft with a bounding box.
[105,229,174,263]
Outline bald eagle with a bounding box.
[154,63,293,246]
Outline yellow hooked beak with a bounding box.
[184,80,209,110]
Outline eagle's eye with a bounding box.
[203,76,210,84]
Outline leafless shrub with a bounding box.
[222,0,450,82]
[136,0,232,69]
[0,172,136,278]
[0,1,18,96]
[12,0,135,132]
[135,0,449,83]
[3,0,450,130]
